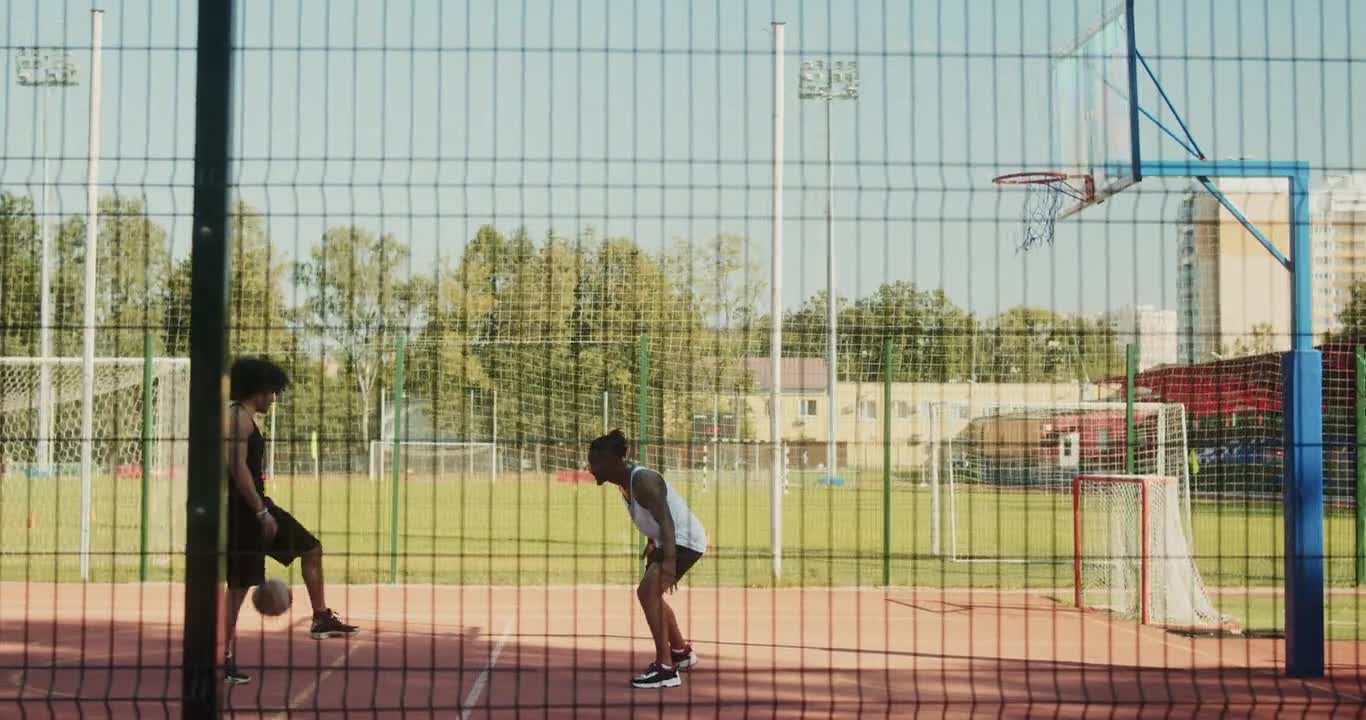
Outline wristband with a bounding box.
[255,507,270,519]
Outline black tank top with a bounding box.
[228,403,267,498]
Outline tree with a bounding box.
[979,306,1107,383]
[402,253,486,440]
[1073,315,1125,381]
[665,234,764,330]
[746,281,1120,387]
[662,233,765,428]
[163,199,293,357]
[845,282,976,383]
[50,193,172,357]
[780,289,844,363]
[408,226,768,450]
[406,224,537,439]
[549,232,699,441]
[1227,322,1277,358]
[1332,280,1366,341]
[0,193,40,355]
[228,200,294,354]
[293,226,423,443]
[162,258,191,356]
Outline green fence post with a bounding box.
[638,335,649,464]
[139,332,154,581]
[389,334,407,583]
[1126,343,1137,474]
[183,0,236,705]
[638,335,650,573]
[882,338,893,587]
[1356,346,1365,585]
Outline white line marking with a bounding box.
[270,642,362,720]
[6,669,81,700]
[460,618,515,720]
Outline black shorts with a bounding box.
[646,546,704,582]
[226,500,320,589]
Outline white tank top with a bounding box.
[625,465,708,553]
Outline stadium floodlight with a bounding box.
[15,46,79,472]
[799,59,859,482]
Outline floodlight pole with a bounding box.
[826,97,836,481]
[15,46,78,472]
[769,21,785,579]
[800,58,859,483]
[79,10,104,583]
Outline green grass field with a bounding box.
[2,472,1362,638]
[942,485,1362,589]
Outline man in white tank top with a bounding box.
[588,429,707,690]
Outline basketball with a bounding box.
[252,578,292,617]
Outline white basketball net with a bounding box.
[1019,182,1066,252]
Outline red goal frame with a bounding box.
[1072,474,1156,625]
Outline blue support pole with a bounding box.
[1139,159,1323,677]
[1284,352,1325,675]
[1130,53,1324,672]
[1194,177,1290,270]
[1285,169,1325,677]
[1127,159,1308,180]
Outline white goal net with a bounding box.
[926,400,1190,562]
[0,357,190,576]
[1073,474,1231,629]
[369,441,499,484]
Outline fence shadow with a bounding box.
[2,613,1363,719]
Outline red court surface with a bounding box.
[1,581,1363,718]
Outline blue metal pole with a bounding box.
[1285,168,1325,677]
[1194,177,1290,269]
[1141,158,1324,676]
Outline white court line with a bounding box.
[460,617,515,720]
[269,642,362,720]
[7,669,81,700]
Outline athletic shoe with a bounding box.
[631,662,681,689]
[671,645,699,671]
[309,608,359,639]
[223,656,250,686]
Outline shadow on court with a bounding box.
[2,606,1363,719]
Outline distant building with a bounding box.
[1110,305,1178,371]
[729,356,1114,471]
[1176,175,1366,363]
[1313,175,1366,336]
[742,357,829,394]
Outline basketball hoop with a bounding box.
[992,172,1095,252]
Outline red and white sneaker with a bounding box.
[670,645,699,671]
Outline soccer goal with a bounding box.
[0,357,190,574]
[1073,474,1233,630]
[926,400,1191,562]
[368,440,499,484]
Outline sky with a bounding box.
[1,0,1362,321]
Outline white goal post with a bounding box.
[0,357,190,575]
[1073,474,1235,631]
[926,400,1192,562]
[369,440,499,484]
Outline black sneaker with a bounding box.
[224,656,250,686]
[309,608,359,639]
[671,645,699,671]
[631,662,681,689]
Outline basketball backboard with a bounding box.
[1052,0,1140,218]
